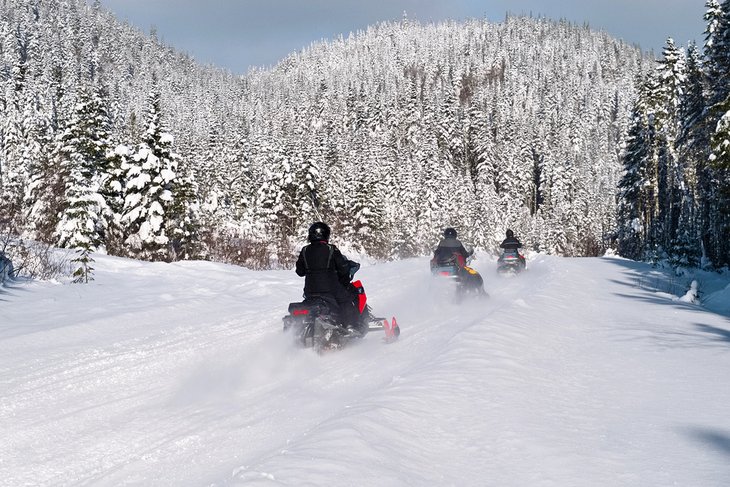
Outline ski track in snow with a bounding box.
[1,254,730,486]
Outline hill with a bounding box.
[1,2,650,262]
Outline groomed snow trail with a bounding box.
[1,254,729,486]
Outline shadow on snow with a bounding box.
[683,427,730,459]
[602,257,730,319]
[0,280,29,302]
[693,324,730,345]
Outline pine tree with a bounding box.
[54,85,114,281]
[704,0,730,267]
[24,114,61,243]
[675,44,708,266]
[704,0,730,109]
[351,163,387,258]
[617,95,656,260]
[120,88,179,261]
[99,144,131,256]
[653,39,686,253]
[708,99,730,267]
[166,159,202,261]
[253,139,300,263]
[0,101,32,229]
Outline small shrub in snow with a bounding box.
[203,231,272,270]
[1,237,70,281]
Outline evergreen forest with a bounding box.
[1,0,728,276]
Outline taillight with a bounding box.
[292,309,309,316]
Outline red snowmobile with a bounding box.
[283,265,399,353]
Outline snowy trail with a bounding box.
[2,254,730,486]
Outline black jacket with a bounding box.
[433,237,472,264]
[500,236,522,251]
[295,241,351,299]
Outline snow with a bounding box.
[126,173,151,192]
[677,279,699,303]
[2,253,730,486]
[114,144,130,157]
[160,168,176,183]
[703,282,730,315]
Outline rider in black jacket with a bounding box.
[499,229,522,251]
[499,229,526,267]
[295,222,359,331]
[433,227,473,266]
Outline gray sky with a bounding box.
[98,0,706,75]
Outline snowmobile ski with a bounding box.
[383,317,400,343]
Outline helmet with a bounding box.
[443,227,457,239]
[308,222,331,242]
[506,229,514,238]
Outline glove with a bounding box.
[348,261,361,280]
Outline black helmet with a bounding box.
[308,222,331,242]
[443,227,457,239]
[506,229,514,238]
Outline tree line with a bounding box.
[616,0,730,270]
[1,0,654,279]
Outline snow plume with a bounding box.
[168,331,316,409]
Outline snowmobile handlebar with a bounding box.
[347,261,360,280]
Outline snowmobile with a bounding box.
[429,251,488,301]
[496,249,526,274]
[282,266,399,353]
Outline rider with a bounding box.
[432,227,486,297]
[499,229,526,266]
[295,222,361,333]
[433,227,473,268]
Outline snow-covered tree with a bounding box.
[99,144,131,255]
[617,92,657,260]
[120,89,181,262]
[53,84,116,281]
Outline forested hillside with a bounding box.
[247,17,647,261]
[1,0,652,273]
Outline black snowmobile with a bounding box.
[430,251,488,301]
[496,249,526,275]
[282,264,399,353]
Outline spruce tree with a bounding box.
[120,89,179,261]
[617,94,655,260]
[54,86,113,281]
[676,43,708,267]
[706,1,730,266]
[653,39,686,254]
[99,144,131,256]
[166,160,201,261]
[708,100,730,267]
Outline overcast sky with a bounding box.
[98,0,707,75]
